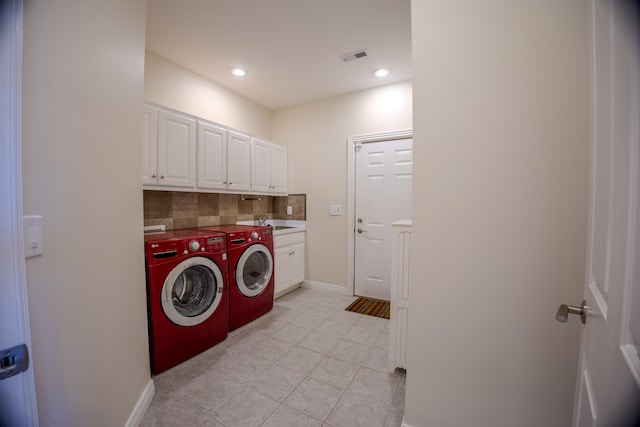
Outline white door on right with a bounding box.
[355,138,412,300]
[573,1,640,425]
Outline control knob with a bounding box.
[251,231,259,240]
[189,240,200,252]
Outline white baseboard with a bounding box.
[274,283,301,299]
[401,418,415,427]
[124,379,155,427]
[301,280,351,295]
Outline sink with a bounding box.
[274,225,296,230]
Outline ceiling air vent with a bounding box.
[339,49,368,62]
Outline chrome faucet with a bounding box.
[257,215,271,226]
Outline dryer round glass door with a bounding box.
[235,244,273,297]
[161,256,224,326]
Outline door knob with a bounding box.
[357,228,367,234]
[556,300,586,324]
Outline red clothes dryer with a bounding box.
[144,229,229,374]
[199,225,274,331]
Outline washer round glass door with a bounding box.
[235,244,273,297]
[161,256,224,326]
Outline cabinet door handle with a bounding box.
[160,175,165,179]
[152,174,157,178]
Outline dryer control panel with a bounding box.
[144,231,227,265]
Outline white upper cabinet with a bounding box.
[227,130,252,192]
[143,105,196,188]
[196,121,227,190]
[251,137,288,195]
[251,138,271,193]
[143,103,286,195]
[271,144,288,194]
[156,109,196,188]
[142,104,158,185]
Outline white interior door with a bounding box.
[354,138,412,300]
[0,1,38,425]
[572,1,640,425]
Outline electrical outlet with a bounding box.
[287,205,293,215]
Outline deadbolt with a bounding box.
[357,218,363,223]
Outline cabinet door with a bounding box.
[274,246,292,295]
[271,144,288,194]
[197,121,227,190]
[290,242,305,286]
[142,105,158,185]
[227,130,251,192]
[251,137,271,193]
[157,109,196,188]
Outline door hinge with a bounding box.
[0,344,29,380]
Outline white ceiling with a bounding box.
[145,0,412,110]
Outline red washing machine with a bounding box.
[144,229,228,374]
[199,225,274,331]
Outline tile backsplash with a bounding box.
[143,191,306,230]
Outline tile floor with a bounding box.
[140,287,406,427]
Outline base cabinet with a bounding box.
[274,232,305,298]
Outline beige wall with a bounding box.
[144,51,273,139]
[22,1,149,425]
[405,1,588,426]
[273,82,412,288]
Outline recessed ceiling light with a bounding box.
[373,68,391,78]
[231,67,247,77]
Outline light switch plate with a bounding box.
[329,205,342,216]
[287,205,293,215]
[23,215,43,257]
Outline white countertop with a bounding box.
[236,219,306,236]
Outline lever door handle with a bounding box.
[357,228,367,234]
[0,344,29,381]
[556,300,586,324]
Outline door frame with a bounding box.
[346,129,413,296]
[0,0,38,424]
